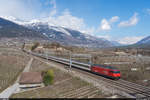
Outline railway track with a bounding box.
[71,67,150,99]
[24,50,150,99]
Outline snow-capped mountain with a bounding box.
[0,16,116,48]
[25,22,114,48]
[136,36,150,44]
[0,16,27,25]
[123,36,150,49]
[0,17,45,39]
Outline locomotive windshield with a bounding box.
[112,71,120,73]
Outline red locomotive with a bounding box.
[91,64,121,79]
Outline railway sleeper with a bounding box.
[61,86,92,98]
[131,90,150,96]
[119,79,150,92]
[137,96,150,100]
[70,87,97,98]
[88,91,100,98]
[59,85,90,97]
[80,90,99,98]
[64,87,94,98]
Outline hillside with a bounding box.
[0,17,117,48]
[24,21,114,48]
[0,17,46,39]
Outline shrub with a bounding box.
[43,69,54,86]
[31,42,40,51]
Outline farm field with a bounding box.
[37,47,150,87]
[0,48,30,92]
[91,54,150,86]
[11,59,109,98]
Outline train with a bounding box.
[23,50,121,80]
[91,64,121,80]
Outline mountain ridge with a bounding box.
[0,16,121,48]
[136,36,150,45]
[0,17,46,39]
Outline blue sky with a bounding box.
[0,0,150,44]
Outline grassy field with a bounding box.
[0,48,30,92]
[11,59,109,98]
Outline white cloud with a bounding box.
[0,0,95,35]
[0,0,27,19]
[48,10,86,30]
[0,0,43,20]
[81,27,95,36]
[97,35,111,40]
[118,13,138,27]
[98,16,119,31]
[47,1,93,35]
[50,0,56,9]
[49,8,57,17]
[0,0,58,20]
[49,0,57,16]
[47,9,95,35]
[117,36,144,45]
[99,19,111,31]
[110,16,119,23]
[147,9,150,15]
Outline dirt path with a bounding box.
[0,58,33,98]
[22,58,33,72]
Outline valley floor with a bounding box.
[11,58,109,98]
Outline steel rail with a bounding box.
[24,50,150,99]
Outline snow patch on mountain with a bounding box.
[0,16,16,21]
[83,34,91,39]
[49,26,71,36]
[0,16,27,25]
[43,33,48,37]
[0,16,121,48]
[2,16,71,36]
[0,16,83,37]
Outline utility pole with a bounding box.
[89,55,92,69]
[45,48,48,61]
[47,48,48,61]
[70,51,72,70]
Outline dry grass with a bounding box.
[11,59,105,98]
[40,48,150,87]
[30,59,51,72]
[30,59,72,83]
[91,53,150,86]
[11,75,104,98]
[0,49,30,92]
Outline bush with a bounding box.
[31,42,40,51]
[43,69,54,86]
